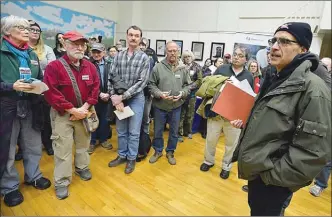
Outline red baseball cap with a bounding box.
[62,31,88,42]
[224,53,231,59]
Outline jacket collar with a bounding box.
[1,38,32,53]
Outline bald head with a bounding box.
[321,57,331,72]
[166,41,179,64]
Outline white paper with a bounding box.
[23,80,49,95]
[114,106,135,120]
[240,79,257,97]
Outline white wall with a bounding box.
[319,1,331,30]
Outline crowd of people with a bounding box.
[0,14,331,216]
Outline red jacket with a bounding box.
[43,54,100,115]
[254,76,260,94]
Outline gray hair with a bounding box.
[234,45,249,60]
[166,41,178,49]
[1,15,29,36]
[181,50,195,62]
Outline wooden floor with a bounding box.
[1,127,331,216]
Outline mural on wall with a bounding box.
[0,0,115,47]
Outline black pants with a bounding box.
[248,176,293,216]
[41,101,52,150]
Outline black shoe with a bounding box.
[220,169,230,179]
[242,185,248,192]
[200,163,214,172]
[25,177,51,190]
[125,160,136,174]
[4,190,24,207]
[136,154,147,162]
[46,148,54,156]
[15,151,23,161]
[108,156,127,167]
[201,133,207,139]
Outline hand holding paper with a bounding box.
[23,80,49,94]
[114,106,135,120]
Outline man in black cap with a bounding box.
[230,22,331,216]
[87,43,113,154]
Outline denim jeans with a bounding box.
[152,106,181,153]
[315,161,331,189]
[116,93,145,160]
[91,102,110,145]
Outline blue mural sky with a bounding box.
[1,0,115,38]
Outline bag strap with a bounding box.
[59,57,83,107]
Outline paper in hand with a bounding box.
[114,106,135,120]
[23,80,49,94]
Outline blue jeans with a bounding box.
[116,93,145,160]
[91,102,110,145]
[152,106,181,153]
[315,161,331,189]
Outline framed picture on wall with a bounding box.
[156,40,166,56]
[148,39,151,48]
[191,41,204,61]
[210,42,225,61]
[173,40,183,56]
[119,39,126,48]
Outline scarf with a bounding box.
[3,37,30,69]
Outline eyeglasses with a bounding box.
[268,37,298,46]
[233,53,245,58]
[29,28,41,34]
[14,25,30,32]
[167,49,178,53]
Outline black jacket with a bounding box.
[90,57,110,94]
[214,64,254,89]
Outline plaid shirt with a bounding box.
[108,48,150,100]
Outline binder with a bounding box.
[212,82,255,123]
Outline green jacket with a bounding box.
[0,39,42,97]
[232,60,331,192]
[148,59,191,111]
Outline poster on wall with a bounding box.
[0,0,116,47]
[233,33,271,68]
[210,42,225,61]
[191,41,204,61]
[173,40,183,56]
[156,40,166,57]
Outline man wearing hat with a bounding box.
[43,31,100,200]
[87,43,113,154]
[230,22,331,215]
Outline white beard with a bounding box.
[68,50,84,60]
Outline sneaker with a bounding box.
[220,169,230,179]
[25,177,51,190]
[87,145,96,154]
[55,186,69,200]
[101,141,113,150]
[309,184,324,197]
[188,134,193,139]
[200,163,214,172]
[166,151,176,165]
[4,190,24,207]
[75,168,92,181]
[108,156,127,167]
[178,136,184,143]
[149,151,163,163]
[46,148,54,156]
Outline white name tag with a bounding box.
[190,70,195,76]
[175,74,181,79]
[82,75,90,80]
[30,60,39,65]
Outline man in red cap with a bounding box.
[43,31,100,200]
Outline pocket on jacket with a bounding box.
[293,119,327,152]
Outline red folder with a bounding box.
[212,82,255,123]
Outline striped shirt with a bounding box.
[108,48,150,100]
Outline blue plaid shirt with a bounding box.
[108,48,150,100]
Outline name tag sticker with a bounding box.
[175,74,181,79]
[82,75,90,80]
[190,70,195,76]
[30,60,39,65]
[19,67,32,80]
